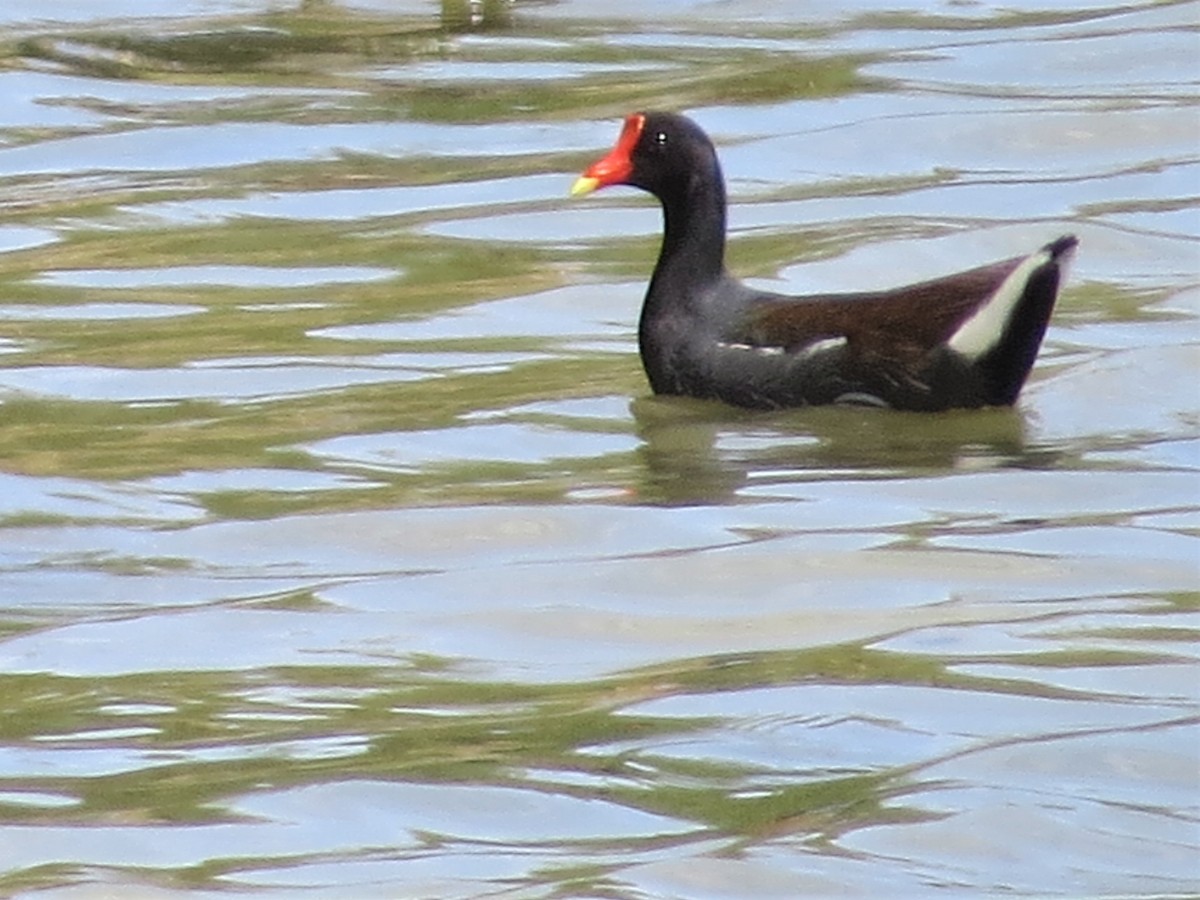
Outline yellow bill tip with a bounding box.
[570,176,600,197]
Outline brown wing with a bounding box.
[742,256,1025,367]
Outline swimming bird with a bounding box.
[571,111,1076,411]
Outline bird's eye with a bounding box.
[653,131,668,148]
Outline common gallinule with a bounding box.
[571,112,1077,411]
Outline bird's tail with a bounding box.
[948,235,1078,405]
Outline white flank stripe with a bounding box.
[717,341,784,356]
[948,249,1050,359]
[717,336,846,359]
[798,336,848,358]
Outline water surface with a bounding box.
[0,1,1196,897]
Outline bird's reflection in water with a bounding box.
[629,395,1048,506]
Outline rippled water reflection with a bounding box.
[0,1,1196,897]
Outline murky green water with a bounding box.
[0,1,1196,897]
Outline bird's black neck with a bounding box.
[638,157,729,394]
[645,162,729,314]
